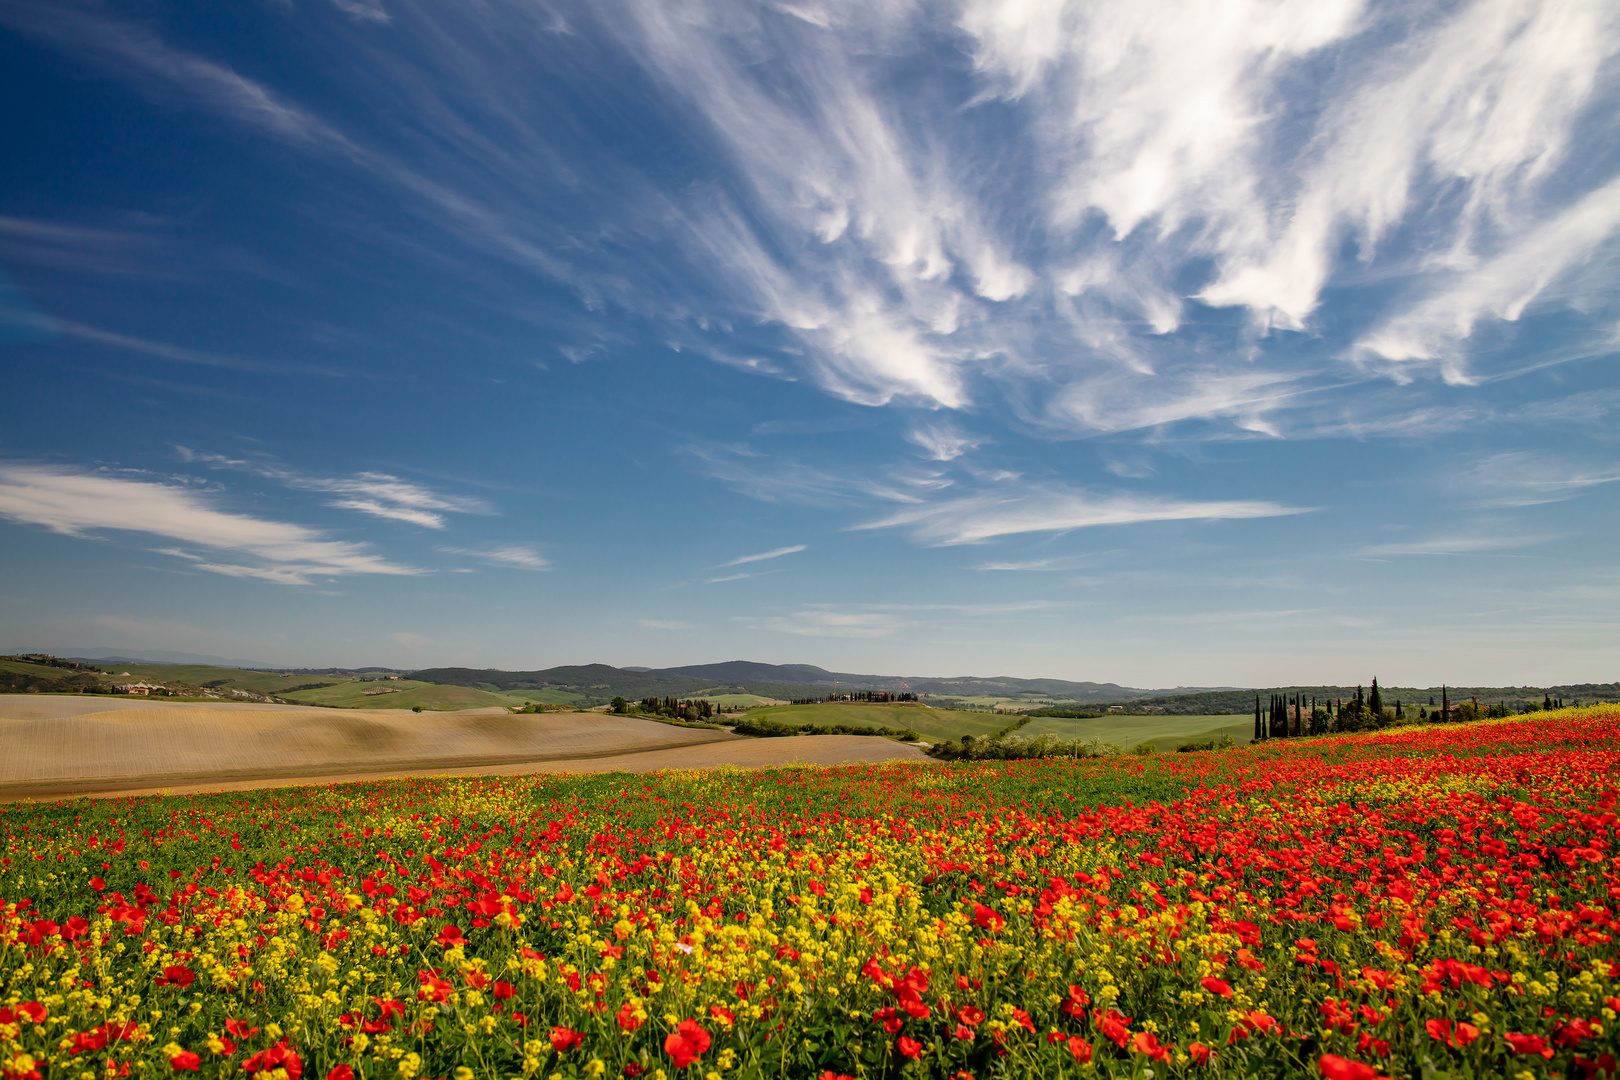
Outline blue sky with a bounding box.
[1,0,1617,686]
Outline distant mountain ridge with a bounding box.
[8,646,286,668]
[407,659,1240,706]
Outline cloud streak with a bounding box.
[719,544,806,567]
[856,485,1312,545]
[176,448,489,528]
[0,463,420,585]
[8,0,1618,457]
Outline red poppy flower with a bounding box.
[325,1067,354,1080]
[1199,977,1233,998]
[242,1041,302,1080]
[1131,1032,1169,1062]
[1504,1033,1554,1059]
[663,1020,711,1068]
[1066,1036,1093,1063]
[550,1027,583,1053]
[155,966,195,989]
[896,1036,923,1059]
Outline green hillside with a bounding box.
[277,680,514,710]
[1018,712,1255,750]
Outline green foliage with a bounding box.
[731,716,920,741]
[928,733,1124,761]
[1176,733,1237,753]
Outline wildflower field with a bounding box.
[3,708,1619,1080]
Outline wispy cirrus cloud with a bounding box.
[439,543,550,570]
[0,463,420,585]
[1356,534,1558,557]
[718,544,806,567]
[177,448,489,528]
[1449,451,1620,508]
[856,484,1312,545]
[8,0,1617,466]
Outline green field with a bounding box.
[277,680,513,710]
[1017,712,1254,749]
[735,701,1009,743]
[694,693,782,709]
[474,682,586,706]
[81,664,349,696]
[924,694,1070,710]
[0,658,77,678]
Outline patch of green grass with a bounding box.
[694,693,780,708]
[736,701,1007,744]
[0,659,77,679]
[1018,713,1255,749]
[83,664,348,695]
[278,680,511,711]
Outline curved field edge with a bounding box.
[0,706,1614,1079]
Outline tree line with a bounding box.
[1251,678,1581,740]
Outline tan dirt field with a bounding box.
[0,695,932,801]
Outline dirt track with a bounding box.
[0,695,933,801]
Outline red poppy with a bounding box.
[1131,1031,1169,1062]
[1318,1055,1381,1080]
[1189,1042,1213,1065]
[896,1036,923,1059]
[1199,977,1233,998]
[663,1020,710,1068]
[616,1002,644,1032]
[550,1027,583,1053]
[325,1067,354,1080]
[242,1041,302,1080]
[1504,1033,1554,1059]
[155,965,195,988]
[1066,1036,1093,1063]
[168,1053,200,1073]
[971,903,1005,933]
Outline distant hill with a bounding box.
[9,646,285,668]
[406,660,1235,708]
[653,660,1161,700]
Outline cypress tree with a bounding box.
[1369,678,1382,716]
[1254,696,1262,741]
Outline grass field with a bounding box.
[0,658,78,678]
[736,700,1010,742]
[1018,711,1254,749]
[277,680,513,710]
[694,693,783,708]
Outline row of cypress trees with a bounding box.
[1253,678,1422,740]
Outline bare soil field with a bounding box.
[0,695,932,801]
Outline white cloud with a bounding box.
[719,543,807,567]
[855,484,1311,545]
[16,0,1619,441]
[1352,174,1620,382]
[440,543,550,570]
[1356,534,1557,557]
[1449,451,1620,507]
[0,463,421,585]
[176,448,489,528]
[905,422,982,461]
